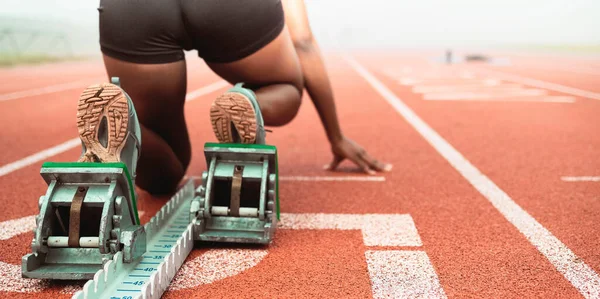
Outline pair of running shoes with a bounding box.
[77,78,265,182]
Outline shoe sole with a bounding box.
[76,83,129,163]
[210,92,257,144]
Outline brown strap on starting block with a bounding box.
[230,165,244,217]
[68,186,88,247]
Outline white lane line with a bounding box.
[400,78,496,86]
[423,89,547,100]
[0,138,80,177]
[517,63,600,77]
[423,96,576,103]
[561,176,600,182]
[280,176,385,182]
[479,69,600,101]
[185,80,229,102]
[345,55,600,298]
[0,81,228,178]
[413,83,522,93]
[366,250,447,299]
[0,215,35,240]
[0,78,104,102]
[280,213,422,246]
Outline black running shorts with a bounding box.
[99,0,285,64]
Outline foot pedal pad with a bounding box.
[190,143,279,244]
[22,162,146,280]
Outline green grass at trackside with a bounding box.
[0,53,88,67]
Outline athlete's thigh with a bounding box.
[206,28,303,90]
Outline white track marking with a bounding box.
[185,80,229,102]
[0,81,228,178]
[0,78,104,102]
[516,63,600,77]
[478,69,600,101]
[280,176,386,182]
[401,78,502,86]
[1,212,428,295]
[170,249,268,290]
[423,89,547,100]
[400,78,420,85]
[0,138,80,177]
[280,213,422,246]
[188,175,386,182]
[366,250,447,299]
[345,55,600,298]
[413,83,522,93]
[0,261,50,292]
[423,95,576,103]
[561,176,600,182]
[0,215,35,240]
[361,214,422,246]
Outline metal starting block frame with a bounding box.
[190,143,280,244]
[22,162,145,280]
[22,143,279,298]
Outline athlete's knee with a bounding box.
[265,82,302,126]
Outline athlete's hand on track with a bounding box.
[324,136,392,175]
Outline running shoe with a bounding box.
[210,83,266,144]
[76,77,141,179]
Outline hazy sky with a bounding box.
[1,0,599,50]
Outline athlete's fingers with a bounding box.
[324,154,344,171]
[354,156,376,175]
[361,151,393,172]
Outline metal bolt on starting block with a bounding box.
[190,142,279,244]
[22,162,145,280]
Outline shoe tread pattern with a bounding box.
[210,92,257,144]
[77,83,129,162]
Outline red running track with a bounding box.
[0,51,598,298]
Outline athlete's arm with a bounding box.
[282,0,391,174]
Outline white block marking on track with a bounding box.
[280,176,385,182]
[279,213,422,246]
[0,81,228,178]
[345,55,600,299]
[187,175,386,182]
[400,78,498,86]
[423,89,547,100]
[366,250,447,299]
[413,83,522,93]
[0,78,104,102]
[170,249,268,290]
[1,212,434,296]
[561,176,600,182]
[423,95,576,103]
[479,69,600,101]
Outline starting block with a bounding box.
[190,142,279,244]
[22,142,279,297]
[22,162,145,280]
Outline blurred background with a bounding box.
[1,0,599,66]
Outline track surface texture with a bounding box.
[0,51,599,298]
